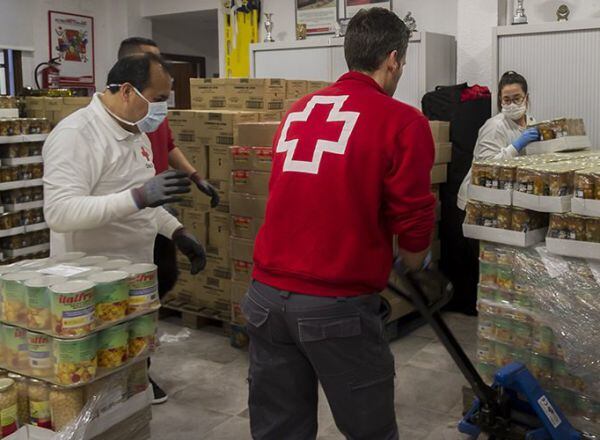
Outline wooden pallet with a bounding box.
[161,299,232,336]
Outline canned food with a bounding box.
[477,363,496,384]
[27,332,53,377]
[49,386,84,432]
[496,206,512,230]
[53,252,87,263]
[498,165,516,190]
[25,276,66,330]
[479,262,497,287]
[477,338,496,363]
[465,201,482,225]
[28,379,51,429]
[494,342,513,367]
[98,322,129,368]
[127,360,149,396]
[77,256,109,267]
[89,271,129,323]
[129,313,157,357]
[496,266,513,290]
[0,378,18,437]
[494,317,513,344]
[481,204,497,228]
[496,247,514,266]
[2,271,39,325]
[511,321,532,348]
[97,259,132,271]
[126,263,159,313]
[509,347,531,365]
[3,324,29,371]
[585,217,600,243]
[477,285,496,302]
[575,172,595,199]
[530,353,553,382]
[479,243,497,263]
[50,280,95,336]
[53,335,98,385]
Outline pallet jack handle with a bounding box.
[388,264,500,415]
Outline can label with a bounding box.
[28,333,52,370]
[4,280,26,303]
[54,338,96,364]
[99,325,129,350]
[130,315,156,338]
[51,287,94,335]
[95,280,129,304]
[129,286,159,307]
[4,327,27,352]
[1,404,18,436]
[30,400,51,428]
[27,286,50,309]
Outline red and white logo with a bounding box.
[276,95,359,174]
[141,146,151,162]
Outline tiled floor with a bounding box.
[149,313,479,439]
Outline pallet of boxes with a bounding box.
[0,253,157,439]
[462,118,599,435]
[163,78,329,333]
[380,120,452,339]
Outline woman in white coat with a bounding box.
[457,71,540,210]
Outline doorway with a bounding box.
[162,54,206,109]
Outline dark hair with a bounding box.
[106,53,171,94]
[118,37,158,59]
[498,71,528,110]
[344,8,411,72]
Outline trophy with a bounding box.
[557,4,570,21]
[264,13,275,43]
[512,0,528,25]
[403,12,417,33]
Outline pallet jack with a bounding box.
[387,263,595,440]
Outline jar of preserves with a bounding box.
[19,118,31,135]
[49,386,84,432]
[8,373,29,426]
[549,214,569,239]
[586,217,600,243]
[0,378,18,437]
[569,215,586,241]
[498,164,516,190]
[481,204,497,228]
[465,202,482,225]
[496,206,512,230]
[28,379,52,429]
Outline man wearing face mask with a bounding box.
[242,9,435,440]
[43,53,207,272]
[457,71,539,210]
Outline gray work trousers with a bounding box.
[242,280,399,440]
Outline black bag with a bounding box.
[421,83,467,121]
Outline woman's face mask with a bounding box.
[502,102,527,121]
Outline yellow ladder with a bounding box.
[224,0,260,78]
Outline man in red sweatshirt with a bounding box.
[243,7,436,440]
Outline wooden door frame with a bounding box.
[162,53,206,78]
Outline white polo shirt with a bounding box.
[43,93,182,263]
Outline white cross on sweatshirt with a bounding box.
[42,93,182,263]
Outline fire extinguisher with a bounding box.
[34,57,61,89]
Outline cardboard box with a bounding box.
[60,97,91,120]
[235,122,279,147]
[168,110,201,147]
[44,97,63,126]
[571,197,600,217]
[205,242,230,267]
[198,110,259,146]
[286,80,309,99]
[227,78,286,111]
[209,211,230,248]
[181,209,208,244]
[24,97,45,116]
[429,121,450,143]
[231,146,272,172]
[208,179,230,208]
[231,281,248,326]
[231,237,254,283]
[306,81,331,94]
[546,237,600,260]
[230,213,263,240]
[231,170,270,196]
[180,145,208,182]
[172,270,205,305]
[435,142,452,164]
[259,111,283,122]
[230,192,267,218]
[468,185,513,207]
[178,191,210,213]
[190,78,228,109]
[202,273,232,314]
[512,191,571,214]
[524,135,591,155]
[462,224,547,247]
[208,145,231,181]
[431,164,448,184]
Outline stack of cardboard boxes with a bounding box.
[167,78,330,322]
[25,96,92,127]
[430,120,452,263]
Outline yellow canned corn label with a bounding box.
[30,400,51,428]
[1,404,18,436]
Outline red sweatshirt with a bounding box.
[253,72,436,297]
[146,119,176,174]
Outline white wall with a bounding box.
[152,12,220,77]
[18,0,151,91]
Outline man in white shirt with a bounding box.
[43,53,206,271]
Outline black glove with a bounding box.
[173,228,206,274]
[191,172,220,208]
[132,170,191,209]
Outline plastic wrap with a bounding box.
[549,213,600,243]
[464,202,548,232]
[477,242,599,433]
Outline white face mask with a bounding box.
[105,84,168,133]
[502,103,527,121]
